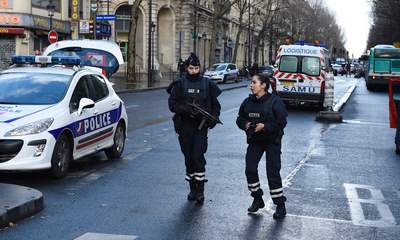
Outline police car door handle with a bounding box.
[94,110,99,115]
[111,101,117,106]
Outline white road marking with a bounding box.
[74,233,138,240]
[342,119,389,127]
[126,104,139,109]
[344,183,397,227]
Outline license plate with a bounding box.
[281,81,294,87]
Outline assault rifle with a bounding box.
[188,102,223,130]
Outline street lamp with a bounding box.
[47,0,55,31]
[151,21,156,83]
[147,0,153,87]
[202,32,207,70]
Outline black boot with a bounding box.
[247,195,265,213]
[187,180,196,201]
[396,144,400,155]
[196,181,205,204]
[273,202,286,219]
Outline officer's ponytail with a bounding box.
[254,74,270,91]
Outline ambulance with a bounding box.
[273,43,334,110]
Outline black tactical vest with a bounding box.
[243,94,280,143]
[182,76,210,110]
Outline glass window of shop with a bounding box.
[32,0,61,12]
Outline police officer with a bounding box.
[167,53,221,204]
[236,74,288,219]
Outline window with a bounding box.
[32,0,61,12]
[279,56,298,73]
[0,73,70,105]
[301,57,320,76]
[49,48,119,76]
[70,77,90,113]
[115,5,132,33]
[375,49,400,58]
[229,64,237,70]
[88,75,109,102]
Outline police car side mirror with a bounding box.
[78,98,95,116]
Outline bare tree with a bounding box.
[127,0,144,83]
[231,0,249,64]
[209,0,240,65]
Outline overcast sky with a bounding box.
[324,0,372,58]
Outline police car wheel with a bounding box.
[50,133,72,178]
[105,122,126,159]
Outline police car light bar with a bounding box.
[11,55,81,66]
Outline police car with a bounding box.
[0,56,128,178]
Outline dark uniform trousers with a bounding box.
[178,119,208,182]
[245,142,285,204]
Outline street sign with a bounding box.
[95,15,117,21]
[48,30,58,44]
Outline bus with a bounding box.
[364,45,400,90]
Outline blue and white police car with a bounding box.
[0,56,128,178]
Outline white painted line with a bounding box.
[222,107,239,115]
[276,212,353,224]
[126,104,139,109]
[333,81,357,112]
[342,120,389,127]
[74,233,138,240]
[344,183,397,227]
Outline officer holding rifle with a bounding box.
[167,53,222,204]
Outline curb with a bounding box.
[0,183,44,229]
[333,83,357,112]
[115,81,249,94]
[316,82,357,123]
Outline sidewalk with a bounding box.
[0,183,43,229]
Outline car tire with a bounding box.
[222,75,227,84]
[105,122,126,159]
[234,74,239,83]
[50,133,72,178]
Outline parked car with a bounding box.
[256,65,274,77]
[0,56,128,178]
[204,63,240,83]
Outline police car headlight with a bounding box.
[218,72,224,76]
[5,118,54,137]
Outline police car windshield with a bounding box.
[210,64,227,71]
[0,72,71,105]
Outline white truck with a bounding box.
[273,43,334,110]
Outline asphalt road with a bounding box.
[1,77,398,240]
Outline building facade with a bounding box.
[0,0,275,72]
[0,0,74,69]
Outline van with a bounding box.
[273,43,334,110]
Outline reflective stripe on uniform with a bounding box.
[271,193,284,198]
[270,188,283,193]
[248,182,260,187]
[249,186,260,192]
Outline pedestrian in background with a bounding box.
[236,74,288,219]
[177,58,186,77]
[346,62,351,78]
[167,53,221,204]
